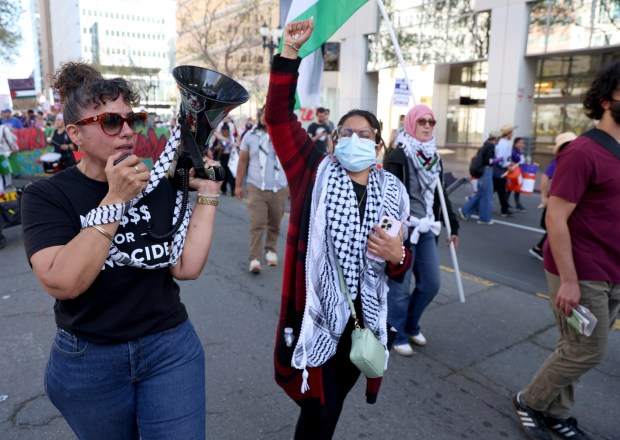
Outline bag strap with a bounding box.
[335,262,361,330]
[581,128,620,160]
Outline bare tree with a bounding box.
[176,0,271,79]
[0,0,23,64]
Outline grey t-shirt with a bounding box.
[406,156,428,219]
[239,127,288,191]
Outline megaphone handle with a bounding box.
[180,123,207,176]
[146,169,190,243]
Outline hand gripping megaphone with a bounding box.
[169,65,249,188]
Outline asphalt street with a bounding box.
[0,176,618,440]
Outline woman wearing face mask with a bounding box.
[265,18,412,440]
[383,104,460,356]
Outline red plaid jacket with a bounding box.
[265,54,411,405]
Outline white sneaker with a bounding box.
[249,259,261,274]
[392,343,414,357]
[457,207,469,221]
[265,251,278,266]
[409,332,427,346]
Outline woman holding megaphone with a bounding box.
[21,61,223,439]
[266,18,412,439]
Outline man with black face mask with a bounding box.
[512,60,620,440]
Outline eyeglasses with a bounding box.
[73,112,147,136]
[416,118,437,127]
[336,126,377,140]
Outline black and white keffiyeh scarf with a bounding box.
[79,126,191,269]
[292,158,409,393]
[255,128,283,191]
[397,131,442,243]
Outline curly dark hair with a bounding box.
[52,61,141,124]
[582,60,620,120]
[334,109,385,147]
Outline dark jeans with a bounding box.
[45,320,206,440]
[535,207,548,249]
[294,317,361,439]
[493,177,510,214]
[387,231,441,343]
[219,153,236,195]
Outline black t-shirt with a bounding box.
[21,167,188,344]
[51,129,75,165]
[308,122,332,154]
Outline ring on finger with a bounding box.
[134,165,140,173]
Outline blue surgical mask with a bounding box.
[334,134,377,172]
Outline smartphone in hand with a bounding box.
[367,216,402,262]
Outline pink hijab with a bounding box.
[403,104,435,140]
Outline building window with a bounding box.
[324,42,340,71]
[531,52,620,154]
[368,2,490,71]
[527,0,620,54]
[445,61,488,147]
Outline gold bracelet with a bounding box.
[197,192,220,198]
[197,196,219,206]
[286,42,299,52]
[92,225,114,241]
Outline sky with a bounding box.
[0,0,34,96]
[9,0,35,78]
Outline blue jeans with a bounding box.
[387,231,441,345]
[461,166,493,222]
[45,319,206,440]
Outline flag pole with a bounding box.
[436,177,466,303]
[374,0,465,302]
[374,0,417,106]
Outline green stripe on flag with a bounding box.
[283,0,368,58]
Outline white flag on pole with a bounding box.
[284,0,368,109]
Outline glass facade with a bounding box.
[446,62,488,146]
[527,0,620,55]
[532,51,620,153]
[370,0,620,153]
[368,0,490,71]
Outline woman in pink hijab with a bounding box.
[383,104,460,356]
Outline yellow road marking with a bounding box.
[439,265,495,287]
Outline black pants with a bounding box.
[493,177,510,214]
[219,153,235,195]
[535,207,548,249]
[294,317,361,440]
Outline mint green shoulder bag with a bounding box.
[337,264,385,378]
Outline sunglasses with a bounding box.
[73,112,147,136]
[416,118,437,127]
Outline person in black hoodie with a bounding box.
[459,130,502,224]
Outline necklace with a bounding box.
[357,187,367,209]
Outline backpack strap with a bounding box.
[581,128,620,160]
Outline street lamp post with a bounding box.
[260,23,283,67]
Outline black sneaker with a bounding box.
[544,416,591,440]
[512,392,552,440]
